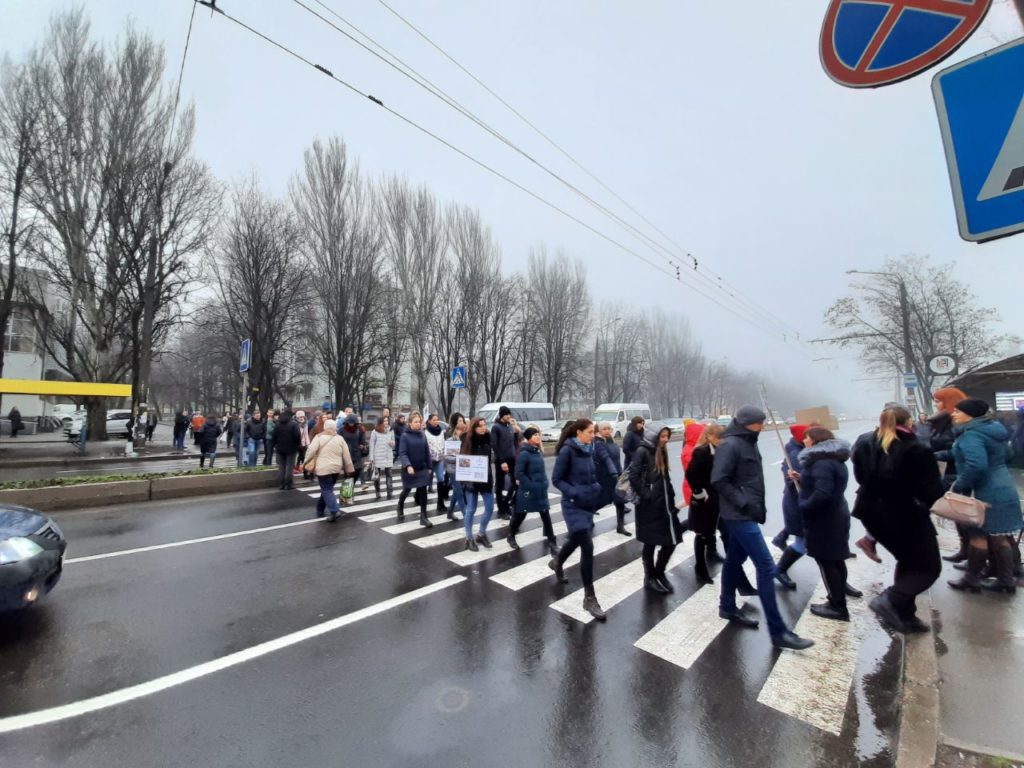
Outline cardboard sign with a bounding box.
[455,454,489,483]
[444,439,461,459]
[794,406,840,431]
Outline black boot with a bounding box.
[396,499,405,523]
[706,535,725,565]
[774,546,802,590]
[943,528,969,562]
[418,508,433,528]
[948,546,986,592]
[437,483,448,514]
[982,544,1018,594]
[374,480,382,501]
[615,505,632,536]
[694,535,714,585]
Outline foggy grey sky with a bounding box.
[4,1,1022,415]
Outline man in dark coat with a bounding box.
[622,416,645,469]
[271,409,302,490]
[7,407,23,437]
[491,406,521,520]
[711,405,814,651]
[595,422,630,536]
[173,410,190,450]
[392,413,407,461]
[198,417,222,469]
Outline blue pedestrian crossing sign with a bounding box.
[451,366,467,389]
[933,38,1024,242]
[240,339,251,373]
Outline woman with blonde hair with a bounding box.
[685,422,725,585]
[303,419,355,522]
[852,406,945,632]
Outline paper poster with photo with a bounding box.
[444,439,462,460]
[455,454,489,483]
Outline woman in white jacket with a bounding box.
[303,419,355,521]
[369,417,396,501]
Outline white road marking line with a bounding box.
[551,536,694,624]
[381,516,460,534]
[445,521,570,566]
[65,518,327,564]
[409,504,565,549]
[756,560,885,735]
[358,498,441,523]
[381,494,561,535]
[634,584,737,670]
[0,575,466,734]
[632,538,767,669]
[490,524,635,591]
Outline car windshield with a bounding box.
[512,407,555,422]
[592,411,619,422]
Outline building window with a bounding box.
[2,309,37,354]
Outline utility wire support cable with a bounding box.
[200,4,801,343]
[374,0,806,342]
[297,0,799,339]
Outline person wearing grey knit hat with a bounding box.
[712,403,814,651]
[734,405,767,427]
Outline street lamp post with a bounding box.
[846,269,916,414]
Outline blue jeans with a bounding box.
[720,519,788,637]
[432,461,445,490]
[450,479,467,516]
[246,438,258,466]
[317,474,341,518]
[174,432,185,450]
[464,490,494,538]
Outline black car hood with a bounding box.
[0,505,50,536]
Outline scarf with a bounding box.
[426,422,443,436]
[570,437,593,454]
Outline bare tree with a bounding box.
[380,177,446,411]
[291,137,385,413]
[213,179,306,412]
[0,58,38,411]
[822,254,1011,412]
[527,245,590,410]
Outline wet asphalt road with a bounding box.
[0,422,905,768]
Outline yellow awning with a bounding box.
[0,378,132,398]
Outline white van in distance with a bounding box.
[476,402,558,431]
[592,403,653,439]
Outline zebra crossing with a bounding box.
[292,481,897,736]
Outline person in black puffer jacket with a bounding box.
[198,417,223,469]
[340,414,368,497]
[629,422,685,595]
[622,416,645,469]
[271,409,302,490]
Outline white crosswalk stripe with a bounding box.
[755,560,886,735]
[633,584,738,670]
[379,494,561,535]
[409,505,569,549]
[551,537,695,624]
[632,544,763,670]
[445,520,570,566]
[490,525,636,591]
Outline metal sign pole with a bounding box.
[759,383,800,491]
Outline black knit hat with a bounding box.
[498,405,512,419]
[954,398,989,418]
[522,427,540,441]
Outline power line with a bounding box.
[374,0,806,341]
[199,4,806,343]
[297,0,800,339]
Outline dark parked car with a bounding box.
[0,504,67,611]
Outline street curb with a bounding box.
[0,468,277,512]
[895,592,941,768]
[0,451,198,469]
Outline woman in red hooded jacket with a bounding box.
[681,422,725,563]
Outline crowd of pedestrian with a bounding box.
[163,389,1022,644]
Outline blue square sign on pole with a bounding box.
[451,366,466,389]
[933,38,1024,243]
[240,339,251,373]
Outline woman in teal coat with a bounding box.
[947,398,1023,594]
